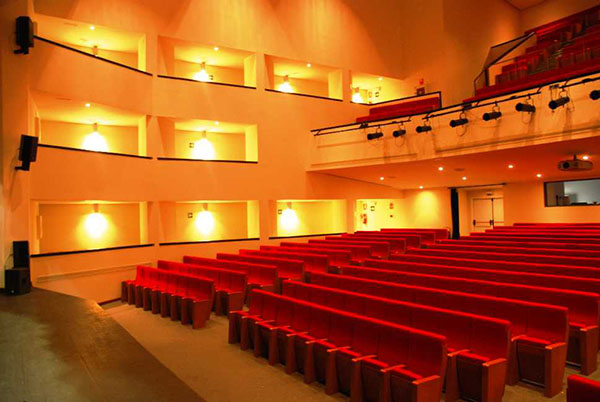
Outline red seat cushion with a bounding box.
[518,336,551,347]
[457,352,490,364]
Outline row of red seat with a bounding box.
[157,260,246,315]
[340,234,407,254]
[568,375,600,402]
[259,245,351,267]
[307,271,571,397]
[461,234,600,245]
[229,288,447,402]
[354,231,422,248]
[430,241,600,258]
[336,262,598,378]
[282,280,510,402]
[121,265,214,328]
[239,248,329,274]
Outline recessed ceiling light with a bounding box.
[213,46,219,51]
[438,166,444,171]
[306,63,311,68]
[536,173,543,178]
[84,103,91,108]
[508,164,514,169]
[379,176,384,181]
[89,25,95,30]
[582,155,590,160]
[462,176,467,180]
[419,185,424,189]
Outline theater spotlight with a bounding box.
[483,104,502,121]
[367,127,383,140]
[590,90,600,100]
[549,93,570,110]
[449,113,468,128]
[416,120,431,133]
[392,123,406,138]
[515,101,536,113]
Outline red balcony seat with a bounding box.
[567,375,600,402]
[182,255,277,296]
[239,248,329,275]
[340,263,597,378]
[405,247,600,268]
[157,260,247,315]
[355,96,441,123]
[340,234,407,254]
[217,252,304,292]
[429,242,600,258]
[121,266,214,328]
[230,289,447,402]
[261,245,352,268]
[381,228,449,241]
[484,228,600,237]
[283,280,510,401]
[323,236,391,259]
[354,231,422,248]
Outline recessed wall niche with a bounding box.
[270,199,347,238]
[30,201,149,254]
[350,72,412,104]
[158,36,256,87]
[265,55,343,100]
[159,200,260,243]
[32,91,147,156]
[158,118,257,162]
[34,13,147,71]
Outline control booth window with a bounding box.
[545,178,600,207]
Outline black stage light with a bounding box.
[549,96,570,110]
[482,110,502,121]
[416,123,431,133]
[366,127,383,140]
[449,117,468,127]
[515,102,536,113]
[590,90,600,100]
[392,125,406,138]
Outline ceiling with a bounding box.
[505,0,547,10]
[174,119,252,133]
[35,13,143,53]
[162,37,253,68]
[33,90,143,126]
[314,136,600,190]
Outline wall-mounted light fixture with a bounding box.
[278,75,293,93]
[193,62,210,82]
[449,112,468,128]
[366,126,383,140]
[82,122,109,152]
[280,202,299,231]
[549,90,570,110]
[482,104,502,121]
[416,119,432,133]
[195,203,215,235]
[84,203,108,239]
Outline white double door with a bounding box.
[472,197,504,232]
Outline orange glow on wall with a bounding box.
[84,210,109,238]
[280,206,299,231]
[192,134,216,160]
[82,123,109,152]
[194,210,216,235]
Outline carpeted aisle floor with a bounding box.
[105,302,600,402]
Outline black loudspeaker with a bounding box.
[15,16,34,55]
[16,135,38,171]
[13,241,30,269]
[5,268,31,296]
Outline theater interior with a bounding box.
[2,0,600,401]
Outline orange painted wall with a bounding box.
[520,0,600,32]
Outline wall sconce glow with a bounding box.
[193,62,210,82]
[582,155,590,160]
[89,25,95,31]
[462,176,467,181]
[280,207,299,231]
[438,167,444,172]
[192,132,215,160]
[213,46,219,51]
[419,185,424,189]
[508,164,514,169]
[278,75,294,93]
[82,122,109,152]
[85,204,108,239]
[306,63,311,68]
[536,173,543,178]
[195,210,215,235]
[352,87,364,103]
[84,103,91,108]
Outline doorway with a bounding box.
[471,197,504,232]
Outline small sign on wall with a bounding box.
[370,206,375,211]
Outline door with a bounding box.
[471,197,504,232]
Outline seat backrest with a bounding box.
[376,323,410,366]
[291,301,312,332]
[327,311,355,347]
[350,317,379,356]
[406,329,446,378]
[248,290,264,315]
[308,305,331,339]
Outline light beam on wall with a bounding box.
[84,204,108,239]
[280,203,299,231]
[193,62,210,82]
[82,122,109,152]
[278,75,294,93]
[192,131,216,160]
[195,204,215,235]
[352,87,364,103]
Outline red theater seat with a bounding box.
[340,234,407,254]
[304,240,373,263]
[157,260,247,315]
[432,241,600,258]
[239,248,330,275]
[323,236,391,259]
[567,375,600,402]
[282,280,510,401]
[353,231,422,248]
[261,245,352,268]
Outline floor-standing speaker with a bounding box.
[5,268,31,295]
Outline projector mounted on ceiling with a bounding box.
[558,155,593,171]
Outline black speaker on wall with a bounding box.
[13,240,30,269]
[15,16,34,55]
[16,135,38,171]
[5,268,31,295]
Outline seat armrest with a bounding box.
[482,357,507,368]
[545,342,567,350]
[352,354,377,363]
[413,374,441,385]
[327,345,351,353]
[306,338,328,345]
[381,364,406,373]
[287,331,308,337]
[449,348,470,357]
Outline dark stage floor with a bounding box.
[0,288,203,402]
